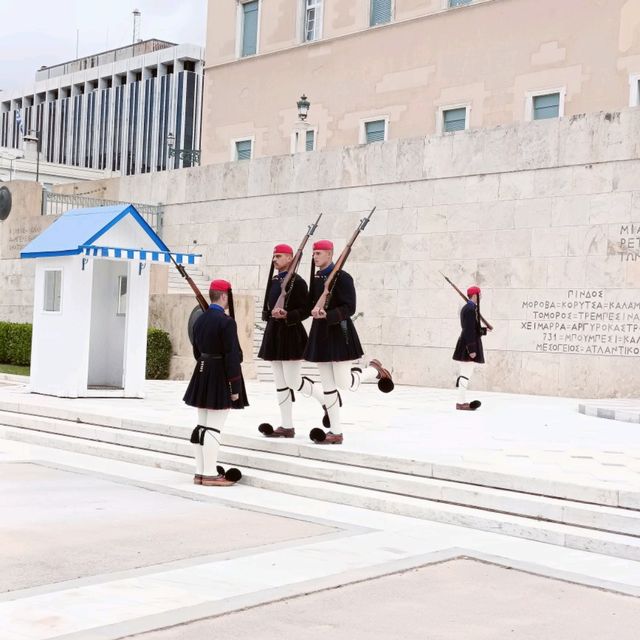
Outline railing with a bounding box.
[35,40,176,81]
[41,191,164,235]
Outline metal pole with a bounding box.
[36,131,41,182]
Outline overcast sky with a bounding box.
[0,0,207,93]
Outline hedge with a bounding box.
[0,322,172,380]
[0,322,32,366]
[146,327,173,380]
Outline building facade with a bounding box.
[202,0,640,164]
[1,39,204,177]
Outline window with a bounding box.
[43,270,62,312]
[449,0,472,6]
[240,1,259,57]
[235,138,252,160]
[117,276,128,316]
[305,129,315,151]
[304,0,323,42]
[533,92,560,120]
[443,107,467,132]
[364,119,387,143]
[370,0,392,26]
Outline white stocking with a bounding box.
[317,362,343,434]
[200,409,229,476]
[457,361,475,404]
[271,361,294,429]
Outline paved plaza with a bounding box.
[0,376,639,639]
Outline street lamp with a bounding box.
[0,151,24,181]
[297,94,310,121]
[166,131,200,168]
[23,130,41,182]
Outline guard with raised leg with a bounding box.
[304,209,394,445]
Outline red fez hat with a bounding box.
[467,285,481,297]
[209,279,232,292]
[313,240,334,251]
[273,243,293,255]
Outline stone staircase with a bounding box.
[1,401,639,562]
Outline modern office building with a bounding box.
[1,39,204,176]
[201,0,640,164]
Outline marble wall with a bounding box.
[3,110,640,397]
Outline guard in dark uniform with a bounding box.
[304,240,393,445]
[452,285,488,411]
[257,243,326,438]
[183,279,248,486]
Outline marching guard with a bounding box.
[452,285,489,410]
[183,279,247,486]
[305,240,393,445]
[257,243,326,438]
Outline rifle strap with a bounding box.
[261,261,275,318]
[308,255,316,308]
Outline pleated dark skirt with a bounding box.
[303,319,364,363]
[183,359,249,410]
[258,319,308,361]
[452,336,485,364]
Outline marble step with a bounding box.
[0,400,637,511]
[1,410,640,538]
[1,423,639,563]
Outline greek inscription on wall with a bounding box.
[520,289,640,357]
[619,223,639,261]
[6,223,43,253]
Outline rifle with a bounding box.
[440,272,493,331]
[272,212,322,312]
[170,254,208,312]
[314,206,376,312]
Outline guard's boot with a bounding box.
[369,359,394,393]
[269,427,295,438]
[456,400,481,411]
[310,428,343,445]
[193,474,203,485]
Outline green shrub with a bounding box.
[0,322,10,363]
[146,328,172,380]
[0,322,32,366]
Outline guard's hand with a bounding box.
[231,393,239,401]
[312,307,327,319]
[469,352,477,359]
[271,307,287,319]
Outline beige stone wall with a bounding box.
[203,0,640,163]
[2,111,640,396]
[0,181,48,323]
[149,293,256,381]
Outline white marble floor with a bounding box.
[1,436,639,640]
[1,377,638,493]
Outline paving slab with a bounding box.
[126,558,640,640]
[0,462,335,593]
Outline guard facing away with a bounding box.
[183,279,248,486]
[304,239,394,445]
[257,243,326,438]
[452,285,490,410]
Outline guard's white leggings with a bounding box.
[456,361,475,404]
[316,361,378,435]
[194,408,229,476]
[271,360,325,429]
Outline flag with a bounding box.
[16,111,23,136]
